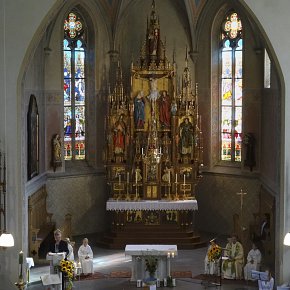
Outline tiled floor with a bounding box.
[27,245,259,290]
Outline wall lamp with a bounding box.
[0,152,14,247]
[284,232,290,246]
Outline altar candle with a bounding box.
[127,172,129,183]
[167,252,170,258]
[175,173,178,183]
[119,174,121,184]
[142,147,144,155]
[183,174,186,185]
[135,171,138,184]
[172,252,175,258]
[19,251,23,265]
[168,172,170,184]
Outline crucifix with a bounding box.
[236,188,247,230]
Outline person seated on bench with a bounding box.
[78,238,93,275]
[258,269,274,290]
[222,234,244,280]
[65,238,74,261]
[244,241,262,280]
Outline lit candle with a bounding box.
[175,173,178,183]
[19,251,23,265]
[127,172,129,183]
[167,252,170,258]
[172,252,175,258]
[183,174,186,185]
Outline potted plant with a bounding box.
[145,256,158,284]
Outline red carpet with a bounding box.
[192,274,258,286]
[171,271,192,278]
[78,271,194,281]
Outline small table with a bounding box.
[26,257,34,283]
[125,244,178,281]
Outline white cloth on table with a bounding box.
[26,257,34,268]
[67,244,74,261]
[244,248,262,280]
[258,277,274,290]
[78,244,93,274]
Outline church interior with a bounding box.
[0,0,290,289]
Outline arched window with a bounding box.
[63,11,86,160]
[220,11,243,162]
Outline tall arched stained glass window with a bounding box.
[63,12,86,160]
[220,12,243,162]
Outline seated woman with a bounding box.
[65,238,74,261]
[78,238,94,275]
[258,269,274,290]
[244,242,262,280]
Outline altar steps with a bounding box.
[97,226,207,249]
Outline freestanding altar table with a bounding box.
[125,244,178,281]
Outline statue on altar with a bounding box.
[149,28,159,56]
[134,91,146,129]
[113,114,127,155]
[135,166,142,182]
[178,117,194,156]
[158,90,171,128]
[162,166,173,183]
[147,79,159,102]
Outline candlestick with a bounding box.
[19,251,23,265]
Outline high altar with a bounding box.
[104,1,203,249]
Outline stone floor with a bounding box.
[26,243,260,290]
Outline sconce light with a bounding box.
[0,152,14,247]
[284,232,290,246]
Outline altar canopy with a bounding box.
[103,0,203,248]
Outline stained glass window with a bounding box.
[63,12,86,160]
[220,12,243,162]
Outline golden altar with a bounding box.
[103,1,203,248]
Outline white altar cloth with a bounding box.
[106,200,198,211]
[125,244,178,281]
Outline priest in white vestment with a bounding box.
[244,242,262,280]
[78,238,94,275]
[222,234,244,279]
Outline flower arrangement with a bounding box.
[208,244,222,262]
[145,256,158,277]
[59,259,75,290]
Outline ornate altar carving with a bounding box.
[105,1,203,203]
[103,1,204,248]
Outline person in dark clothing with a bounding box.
[48,229,69,257]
